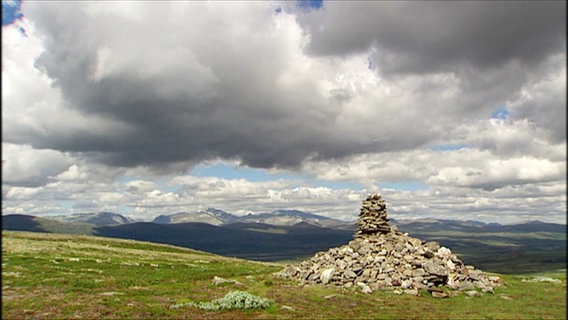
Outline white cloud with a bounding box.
[2,143,73,187]
[429,157,565,190]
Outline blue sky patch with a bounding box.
[58,200,75,210]
[491,107,510,120]
[190,162,296,182]
[428,144,467,152]
[189,162,363,190]
[2,0,23,26]
[297,0,323,10]
[367,57,375,70]
[117,175,137,183]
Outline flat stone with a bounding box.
[357,282,373,294]
[411,268,427,277]
[401,279,413,289]
[424,241,440,251]
[427,286,444,293]
[344,269,357,279]
[211,276,244,286]
[437,247,452,257]
[422,260,448,276]
[465,290,479,297]
[100,292,123,296]
[404,288,419,296]
[320,268,335,284]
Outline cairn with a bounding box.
[355,194,394,238]
[276,194,502,297]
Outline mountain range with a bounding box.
[50,208,350,228]
[2,210,565,274]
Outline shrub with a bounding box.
[171,291,271,311]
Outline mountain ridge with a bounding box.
[2,213,565,273]
[45,208,346,227]
[49,211,133,226]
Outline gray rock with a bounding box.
[357,282,373,294]
[431,291,448,298]
[344,269,357,279]
[465,290,479,297]
[424,241,440,252]
[422,260,448,277]
[320,268,335,284]
[411,268,427,277]
[404,288,419,296]
[211,276,243,286]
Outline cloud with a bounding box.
[1,143,73,187]
[8,1,561,172]
[2,1,566,225]
[509,54,567,143]
[428,156,565,191]
[297,2,566,73]
[297,2,567,126]
[15,1,352,169]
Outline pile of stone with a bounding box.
[355,194,394,238]
[277,194,502,297]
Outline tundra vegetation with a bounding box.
[2,231,566,319]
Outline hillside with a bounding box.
[2,231,566,319]
[395,219,567,274]
[2,214,565,274]
[1,214,95,234]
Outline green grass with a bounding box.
[2,231,566,319]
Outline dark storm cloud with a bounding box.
[298,1,566,75]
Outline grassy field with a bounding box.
[2,231,566,319]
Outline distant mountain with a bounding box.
[234,209,349,228]
[52,212,133,226]
[393,218,567,234]
[152,208,349,228]
[153,208,238,225]
[206,208,239,222]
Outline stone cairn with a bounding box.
[355,194,394,237]
[276,194,502,297]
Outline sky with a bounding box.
[2,1,566,224]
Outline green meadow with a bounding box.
[2,231,566,319]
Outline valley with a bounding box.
[2,211,565,274]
